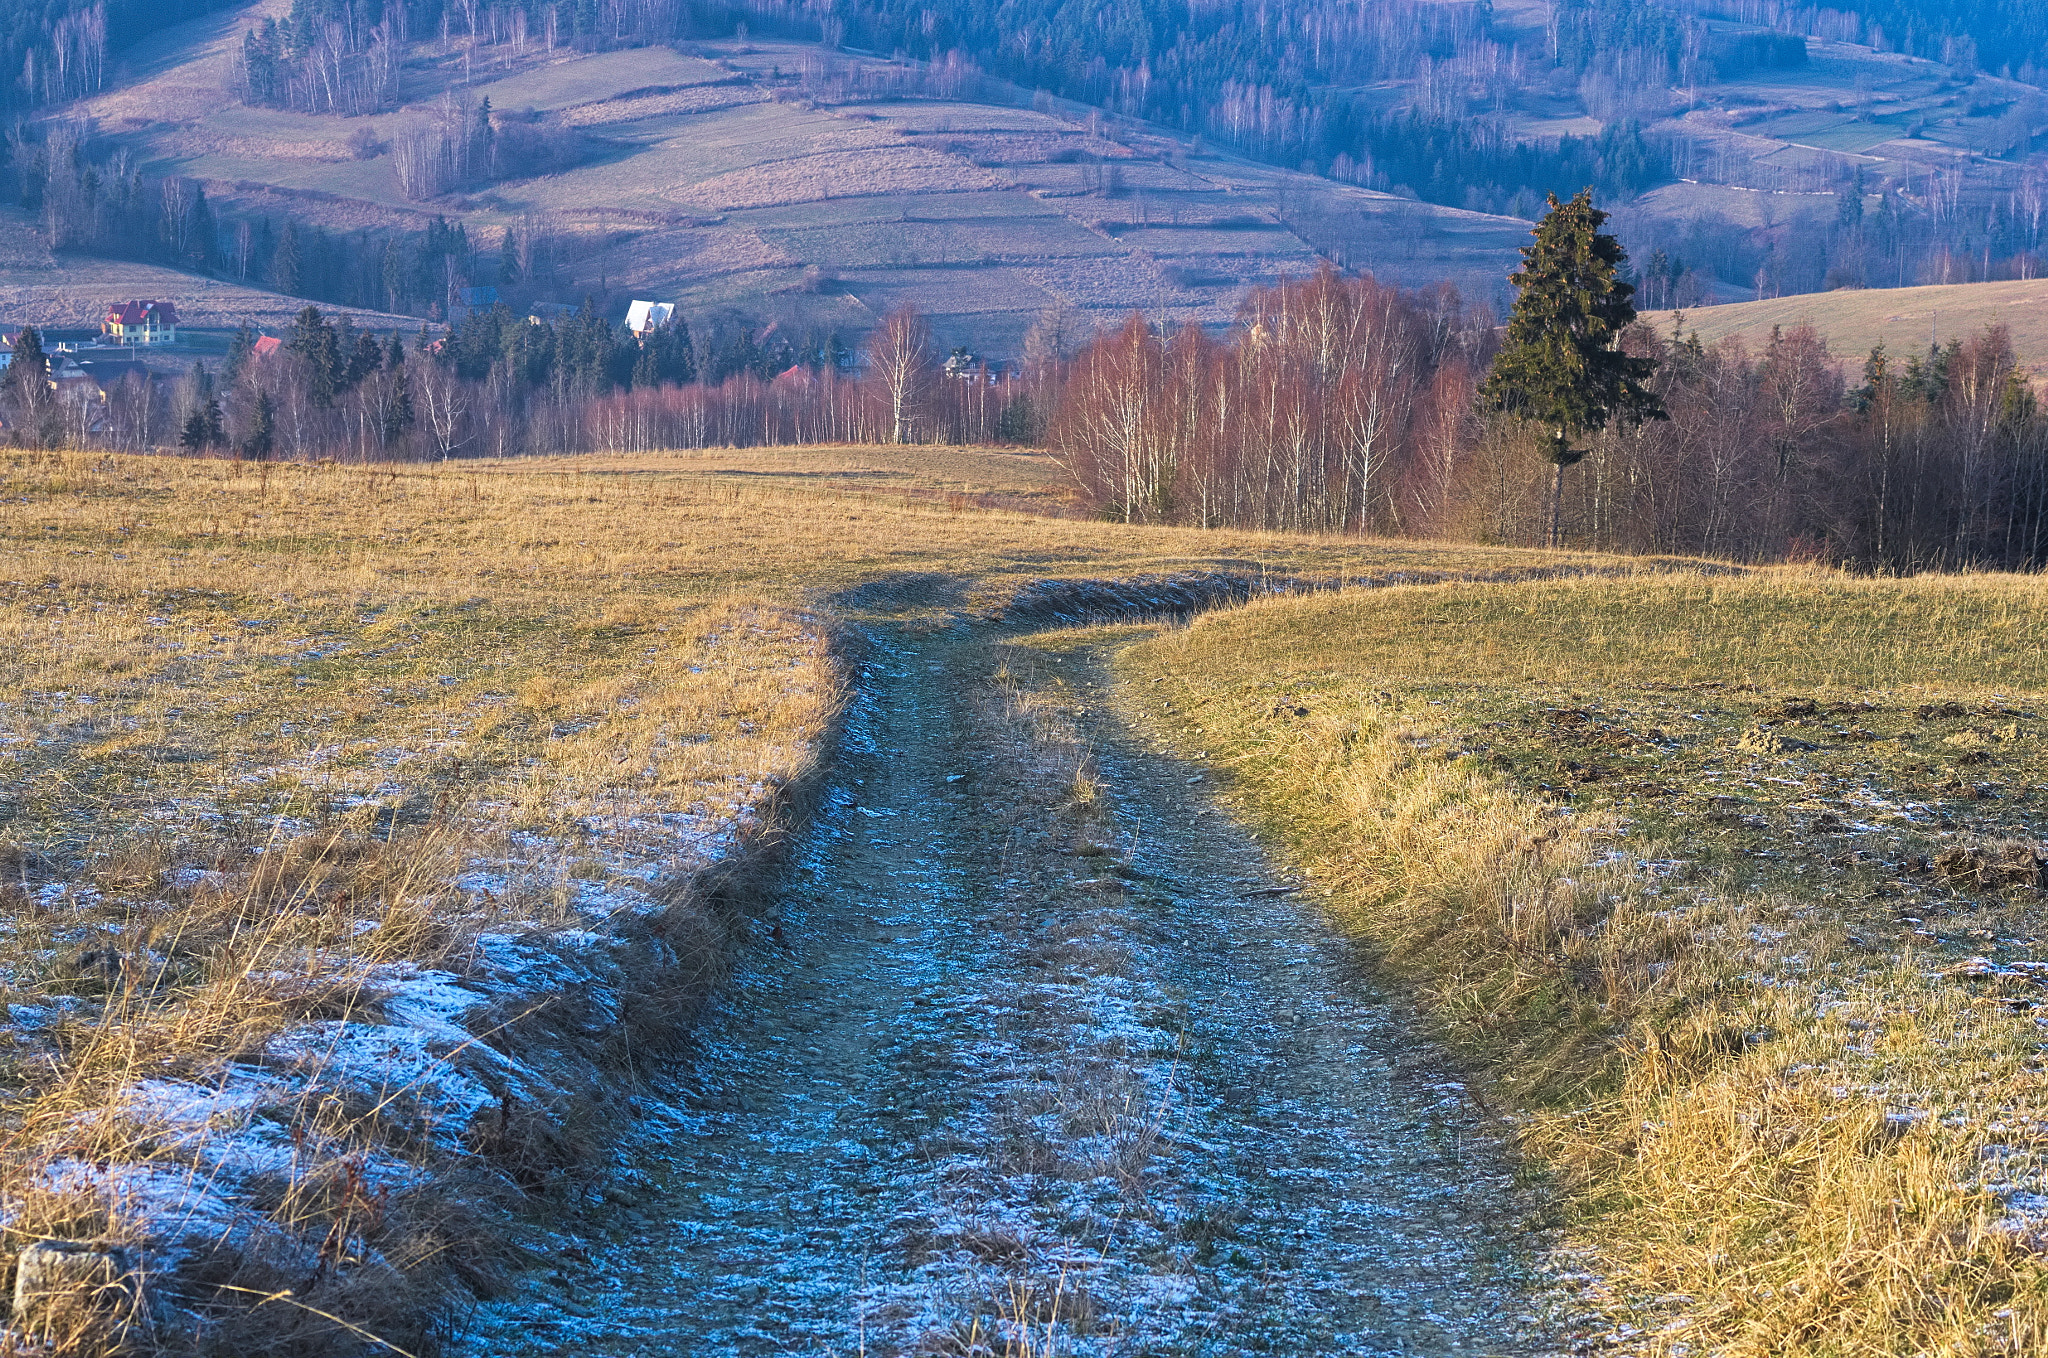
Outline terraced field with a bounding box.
[44,4,1533,352]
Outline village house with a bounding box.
[448,285,499,325]
[102,300,180,345]
[625,300,674,337]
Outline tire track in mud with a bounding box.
[460,612,1564,1357]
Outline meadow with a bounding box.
[1641,277,2048,375]
[14,440,2047,1354]
[1120,571,2048,1355]
[0,445,1587,1352]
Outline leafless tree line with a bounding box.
[30,306,1010,463]
[30,271,2047,570]
[1045,270,1486,533]
[1044,270,2048,569]
[238,6,401,116]
[29,3,107,105]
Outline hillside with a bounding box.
[18,0,2047,355]
[1642,277,2048,372]
[7,0,2046,356]
[0,200,418,334]
[52,8,1536,355]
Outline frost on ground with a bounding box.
[1122,576,2048,1354]
[0,589,841,1352]
[460,629,1566,1357]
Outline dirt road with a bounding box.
[461,608,1560,1356]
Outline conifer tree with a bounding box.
[288,305,342,406]
[383,371,415,447]
[242,389,275,460]
[1480,189,1665,547]
[1,325,54,446]
[224,323,257,383]
[271,219,301,296]
[2,325,49,402]
[179,361,224,451]
[347,330,384,388]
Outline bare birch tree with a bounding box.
[864,307,937,444]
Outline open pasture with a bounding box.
[465,47,733,113]
[0,204,421,331]
[1642,276,2048,374]
[1122,569,2048,1355]
[8,442,1615,1348]
[65,23,1530,356]
[758,216,1113,268]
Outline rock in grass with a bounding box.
[12,1241,153,1347]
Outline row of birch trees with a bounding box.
[1040,268,2048,569]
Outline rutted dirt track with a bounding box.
[462,600,1563,1356]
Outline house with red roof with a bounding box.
[101,300,180,345]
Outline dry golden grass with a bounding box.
[476,444,1081,518]
[1119,568,2048,1356]
[1,445,1605,1349]
[0,451,846,1350]
[1640,277,2048,375]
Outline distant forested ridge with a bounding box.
[205,0,1680,209]
[1687,0,2048,82]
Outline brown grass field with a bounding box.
[0,444,1600,1351]
[12,440,2048,1353]
[1641,277,2048,376]
[1119,571,2048,1356]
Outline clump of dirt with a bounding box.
[1933,841,2047,891]
[1737,726,1819,755]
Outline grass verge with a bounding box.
[1,453,852,1353]
[1118,568,2048,1355]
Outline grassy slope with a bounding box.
[0,204,423,334]
[1119,570,2048,1355]
[0,445,1601,1350]
[1641,277,2048,374]
[67,14,1535,349]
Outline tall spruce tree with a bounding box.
[179,361,224,451]
[243,389,275,460]
[383,370,415,448]
[1481,189,1666,547]
[224,323,257,384]
[271,219,301,296]
[1,325,54,446]
[287,305,343,406]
